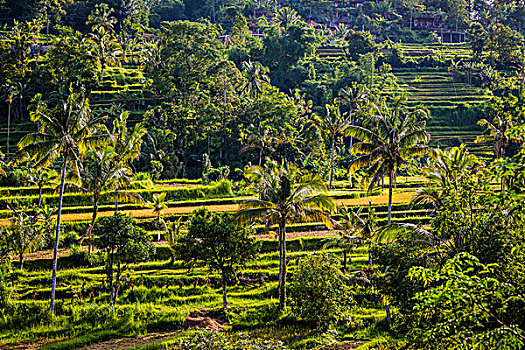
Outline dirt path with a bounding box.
[77,310,226,350]
[78,332,178,350]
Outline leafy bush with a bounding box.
[406,253,525,349]
[174,330,284,350]
[289,253,354,329]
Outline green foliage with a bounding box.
[0,302,187,340]
[173,208,259,309]
[3,207,45,270]
[258,22,317,91]
[174,330,284,350]
[95,213,154,305]
[46,26,99,90]
[407,253,525,349]
[289,253,355,329]
[342,30,377,62]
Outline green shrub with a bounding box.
[174,330,285,350]
[289,253,354,329]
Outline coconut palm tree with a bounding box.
[145,192,171,241]
[276,7,301,30]
[110,111,146,212]
[79,147,132,254]
[89,26,122,87]
[87,3,117,32]
[240,61,270,100]
[476,114,513,159]
[313,102,351,189]
[4,206,44,270]
[240,123,277,166]
[26,167,59,207]
[17,91,108,312]
[344,96,430,224]
[339,84,368,187]
[412,145,480,209]
[324,205,364,271]
[2,85,18,161]
[235,161,335,310]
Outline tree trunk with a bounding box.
[501,147,506,193]
[114,179,120,213]
[278,220,287,310]
[6,102,11,161]
[329,134,335,189]
[388,169,393,225]
[113,260,122,306]
[222,281,228,310]
[38,186,42,208]
[343,250,347,271]
[109,251,114,306]
[100,62,105,87]
[50,159,67,312]
[157,216,161,241]
[19,252,24,270]
[89,196,99,255]
[349,124,354,188]
[259,147,263,166]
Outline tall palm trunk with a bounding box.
[38,185,43,208]
[387,169,393,225]
[278,220,287,310]
[50,157,67,312]
[259,147,263,166]
[114,179,120,213]
[349,126,354,188]
[6,101,11,161]
[89,195,100,255]
[100,62,105,87]
[329,133,335,189]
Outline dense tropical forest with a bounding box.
[0,0,524,349]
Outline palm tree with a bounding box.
[344,97,430,224]
[412,145,480,209]
[476,114,513,159]
[313,102,351,189]
[18,91,108,312]
[240,123,277,166]
[339,84,368,187]
[325,204,377,270]
[110,111,146,211]
[145,192,171,241]
[334,23,349,42]
[324,205,364,271]
[89,26,122,87]
[87,3,117,32]
[2,85,18,161]
[26,167,59,207]
[5,206,44,270]
[276,7,301,30]
[235,162,335,310]
[79,147,131,254]
[240,61,270,100]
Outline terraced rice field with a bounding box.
[0,175,431,348]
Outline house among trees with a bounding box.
[440,30,466,43]
[412,15,441,29]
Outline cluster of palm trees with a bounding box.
[17,89,145,312]
[236,96,432,310]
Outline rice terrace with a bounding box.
[0,0,524,349]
